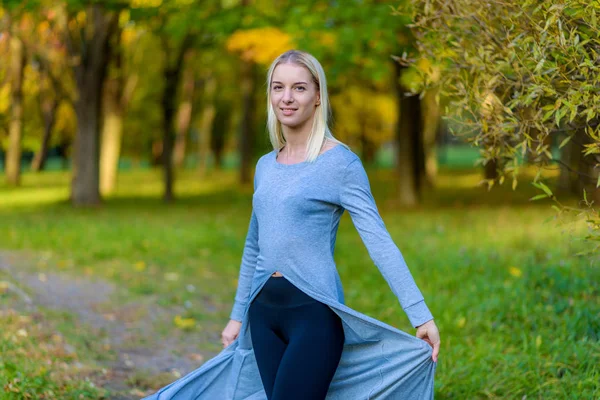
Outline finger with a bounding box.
[432,341,440,362]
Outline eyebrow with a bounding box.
[272,81,308,85]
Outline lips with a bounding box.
[281,108,297,116]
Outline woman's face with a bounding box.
[270,63,320,130]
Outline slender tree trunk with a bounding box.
[100,77,123,195]
[99,24,137,196]
[571,128,600,203]
[210,98,230,171]
[162,70,177,202]
[160,34,193,202]
[483,158,498,180]
[359,113,375,164]
[6,36,25,186]
[31,99,58,172]
[173,53,195,169]
[68,5,117,206]
[421,88,440,187]
[197,73,217,176]
[558,134,579,195]
[393,62,421,206]
[239,60,256,185]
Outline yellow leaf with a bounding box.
[134,261,146,271]
[226,27,295,65]
[509,266,522,277]
[456,316,466,328]
[174,315,195,330]
[535,335,542,348]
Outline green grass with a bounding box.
[0,164,598,399]
[0,306,108,399]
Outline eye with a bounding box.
[295,87,306,91]
[273,85,282,90]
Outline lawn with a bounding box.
[0,162,598,399]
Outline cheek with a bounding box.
[270,94,280,108]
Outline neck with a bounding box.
[281,115,315,155]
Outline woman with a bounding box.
[143,50,440,400]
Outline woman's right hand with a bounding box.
[221,319,243,348]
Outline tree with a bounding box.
[403,0,600,255]
[284,0,442,206]
[30,13,74,172]
[100,19,139,195]
[2,9,27,186]
[226,26,294,184]
[59,3,119,206]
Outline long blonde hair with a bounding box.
[265,50,348,162]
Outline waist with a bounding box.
[253,276,318,307]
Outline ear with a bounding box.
[316,92,321,106]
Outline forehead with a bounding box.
[271,63,313,83]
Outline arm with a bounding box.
[339,158,434,328]
[229,209,259,322]
[229,162,261,322]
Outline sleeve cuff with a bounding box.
[229,302,246,322]
[404,299,434,328]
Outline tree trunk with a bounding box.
[210,98,230,171]
[173,53,196,169]
[99,24,137,196]
[73,82,102,205]
[100,77,123,195]
[571,128,600,203]
[393,62,421,206]
[160,34,194,203]
[197,73,217,176]
[359,114,377,164]
[239,60,256,185]
[162,69,177,202]
[69,5,117,206]
[6,36,25,186]
[558,131,581,194]
[421,88,440,187]
[31,98,58,172]
[484,158,498,180]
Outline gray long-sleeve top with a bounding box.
[230,143,434,328]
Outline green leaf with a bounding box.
[533,181,553,196]
[558,135,572,149]
[530,194,549,201]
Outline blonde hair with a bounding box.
[265,50,348,162]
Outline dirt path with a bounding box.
[0,250,220,399]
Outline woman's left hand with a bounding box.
[416,319,440,362]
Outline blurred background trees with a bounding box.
[0,0,597,251]
[0,0,448,206]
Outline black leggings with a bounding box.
[248,275,345,400]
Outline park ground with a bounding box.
[0,162,599,399]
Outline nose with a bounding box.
[282,88,294,104]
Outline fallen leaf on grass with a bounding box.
[174,315,195,330]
